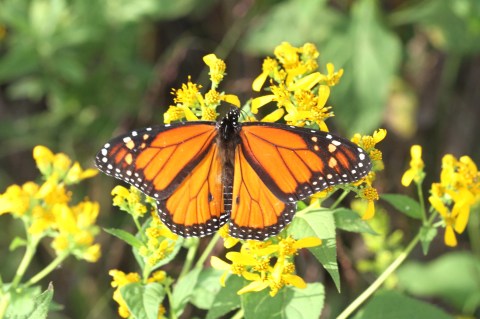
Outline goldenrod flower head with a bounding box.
[401,145,425,187]
[351,129,386,172]
[139,215,178,266]
[219,224,240,249]
[111,185,149,218]
[172,77,202,107]
[203,54,226,88]
[33,145,55,176]
[360,186,379,220]
[163,106,185,124]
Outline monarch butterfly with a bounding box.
[96,108,371,240]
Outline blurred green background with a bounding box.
[0,0,479,318]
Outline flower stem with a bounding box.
[416,181,427,224]
[24,252,69,288]
[195,232,221,269]
[11,235,41,288]
[178,240,199,280]
[336,232,421,319]
[0,292,11,319]
[331,189,350,210]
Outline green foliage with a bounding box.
[397,252,480,314]
[333,208,378,235]
[120,282,165,319]
[288,208,340,290]
[352,290,453,319]
[381,194,422,219]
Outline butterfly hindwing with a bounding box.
[157,143,229,237]
[239,122,372,202]
[95,122,217,199]
[229,146,296,240]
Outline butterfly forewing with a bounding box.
[95,122,217,199]
[239,122,372,202]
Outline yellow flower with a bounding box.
[318,63,344,86]
[351,129,386,172]
[110,270,141,318]
[172,77,202,108]
[64,162,98,184]
[218,224,240,249]
[111,185,149,218]
[360,186,379,220]
[401,145,425,187]
[33,145,55,176]
[0,182,39,217]
[139,214,178,266]
[163,105,185,123]
[203,54,226,88]
[211,236,320,296]
[252,57,279,91]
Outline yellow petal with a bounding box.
[429,196,449,218]
[226,251,258,266]
[411,145,422,160]
[261,108,284,123]
[252,71,269,92]
[283,274,306,289]
[294,237,322,249]
[181,106,199,121]
[401,169,415,187]
[202,53,218,67]
[316,85,330,108]
[444,225,457,247]
[362,200,375,220]
[373,129,387,143]
[221,94,240,107]
[251,95,275,113]
[237,280,269,295]
[288,72,321,91]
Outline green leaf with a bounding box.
[9,236,27,251]
[5,286,42,318]
[171,268,202,317]
[419,225,437,255]
[242,283,325,319]
[397,252,480,313]
[333,208,377,234]
[242,0,344,54]
[27,283,54,319]
[381,194,422,219]
[191,268,223,310]
[327,0,402,135]
[121,282,165,319]
[206,275,243,319]
[352,290,453,319]
[288,208,340,291]
[103,227,143,249]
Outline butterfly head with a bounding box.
[217,108,241,143]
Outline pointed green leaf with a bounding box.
[206,275,243,319]
[191,268,224,310]
[288,208,340,291]
[381,194,422,219]
[242,283,324,319]
[419,225,437,255]
[120,282,165,319]
[27,283,54,319]
[103,227,143,249]
[172,268,202,317]
[333,208,377,234]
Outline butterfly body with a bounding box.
[96,109,371,240]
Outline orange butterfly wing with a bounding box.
[229,147,296,240]
[239,123,371,202]
[96,122,228,236]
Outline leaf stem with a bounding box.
[24,251,69,288]
[336,231,421,319]
[331,189,350,210]
[416,181,427,224]
[11,234,41,288]
[195,232,221,269]
[178,240,199,280]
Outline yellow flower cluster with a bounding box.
[402,145,480,247]
[109,269,167,318]
[429,154,479,246]
[139,213,178,266]
[0,146,100,262]
[251,42,343,130]
[111,185,150,218]
[211,235,321,296]
[163,54,240,123]
[350,129,387,219]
